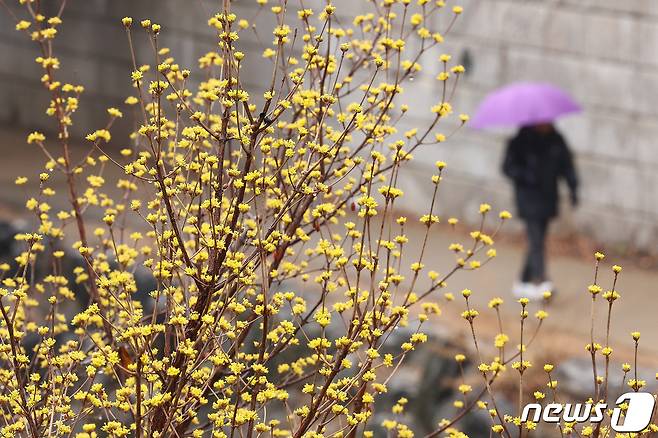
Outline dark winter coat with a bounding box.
[502,127,578,220]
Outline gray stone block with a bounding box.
[637,21,658,67]
[498,1,550,48]
[584,13,637,63]
[577,112,630,160]
[579,60,635,113]
[543,7,587,55]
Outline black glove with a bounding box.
[570,191,579,207]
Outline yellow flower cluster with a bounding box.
[0,0,488,435]
[4,0,652,437]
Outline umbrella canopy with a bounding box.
[470,82,581,130]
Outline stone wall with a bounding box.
[413,0,658,249]
[0,0,219,139]
[1,0,658,249]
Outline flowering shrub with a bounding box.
[0,0,654,437]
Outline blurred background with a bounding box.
[3,0,658,249]
[1,1,658,433]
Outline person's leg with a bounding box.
[535,218,549,282]
[521,219,533,283]
[523,218,547,283]
[521,242,531,283]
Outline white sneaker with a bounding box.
[512,282,543,301]
[536,281,554,300]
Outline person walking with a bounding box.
[502,123,579,299]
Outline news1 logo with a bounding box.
[521,392,656,432]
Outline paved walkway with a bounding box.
[401,220,658,366]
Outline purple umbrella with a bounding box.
[470,82,581,130]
